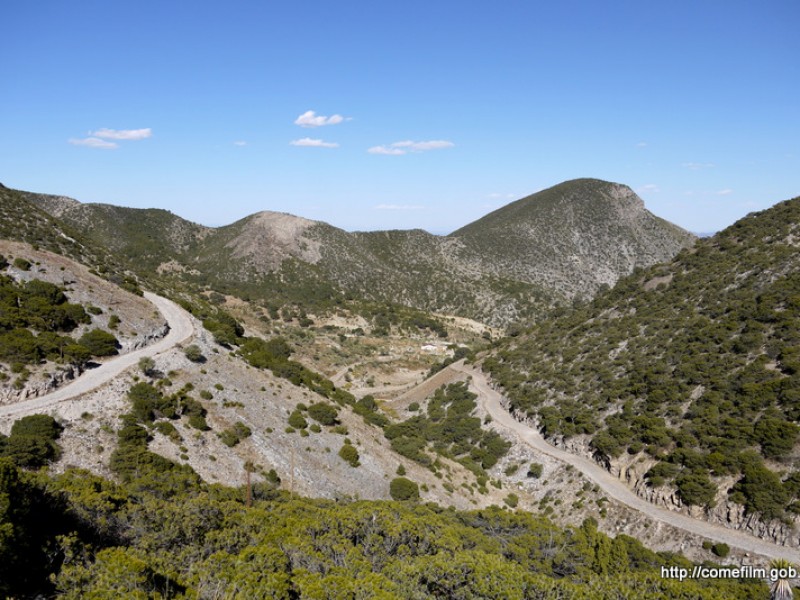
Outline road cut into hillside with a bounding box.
[448,361,800,563]
[0,292,195,419]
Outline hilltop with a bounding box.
[20,178,695,326]
[451,178,696,300]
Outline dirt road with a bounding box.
[0,292,194,419]
[450,361,800,562]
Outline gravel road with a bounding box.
[0,292,195,419]
[451,361,800,562]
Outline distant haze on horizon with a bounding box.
[1,1,798,235]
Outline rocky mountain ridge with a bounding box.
[20,178,696,325]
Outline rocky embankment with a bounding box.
[501,400,800,549]
[0,322,169,406]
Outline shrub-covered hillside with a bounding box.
[485,195,800,519]
[0,456,766,598]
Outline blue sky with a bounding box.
[1,1,798,234]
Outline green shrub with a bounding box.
[187,414,210,431]
[183,344,205,363]
[527,462,544,479]
[12,258,31,271]
[218,422,252,447]
[338,443,360,467]
[78,329,119,356]
[288,410,308,430]
[308,403,339,426]
[390,477,420,501]
[154,421,181,442]
[711,543,730,558]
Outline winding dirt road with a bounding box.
[3,291,797,562]
[0,292,194,420]
[450,361,800,562]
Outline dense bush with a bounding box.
[307,402,339,426]
[183,344,205,363]
[0,454,769,599]
[0,414,63,468]
[338,442,360,467]
[389,476,420,501]
[78,328,119,357]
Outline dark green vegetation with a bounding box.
[486,195,800,520]
[110,381,209,486]
[0,275,118,373]
[385,382,511,478]
[22,179,694,326]
[0,414,63,468]
[0,456,766,598]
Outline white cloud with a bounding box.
[290,137,339,148]
[92,128,152,140]
[636,141,648,148]
[68,137,118,149]
[637,184,660,193]
[233,141,248,146]
[368,146,406,155]
[716,188,733,195]
[294,110,345,128]
[682,162,715,170]
[374,204,425,210]
[368,139,454,155]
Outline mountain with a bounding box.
[22,179,695,325]
[451,178,696,300]
[484,194,800,533]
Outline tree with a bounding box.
[389,477,419,501]
[3,415,63,468]
[769,558,795,600]
[78,329,119,356]
[675,471,717,507]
